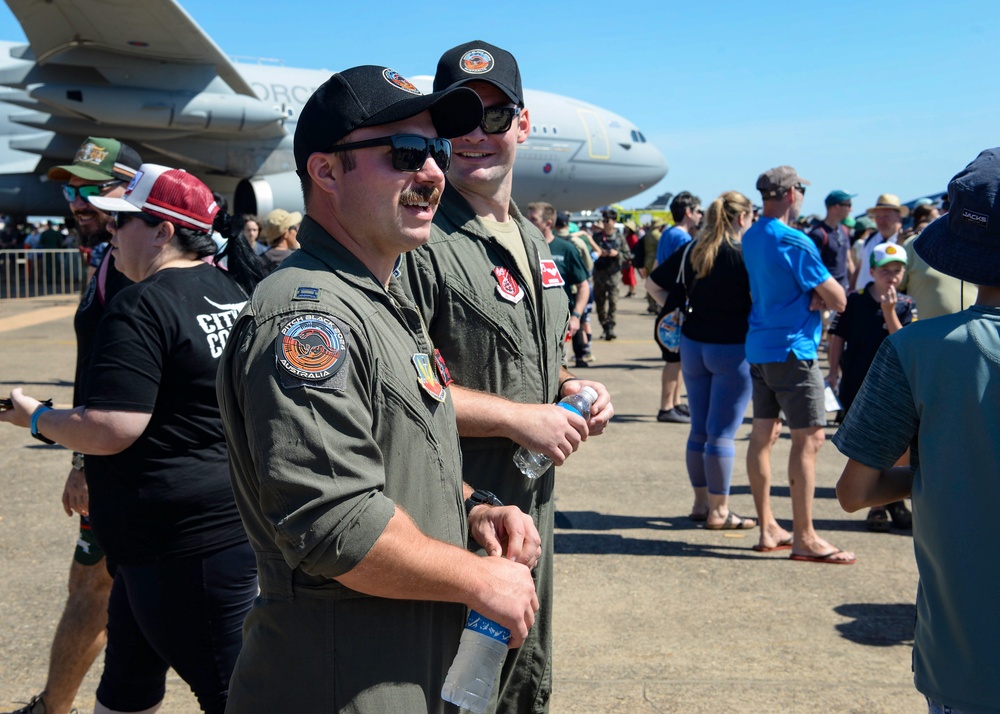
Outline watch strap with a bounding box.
[465,489,503,517]
[30,405,55,445]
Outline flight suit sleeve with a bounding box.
[225,309,396,579]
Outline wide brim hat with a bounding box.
[293,65,483,175]
[913,147,1000,287]
[866,193,910,219]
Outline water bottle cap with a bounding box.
[580,386,598,404]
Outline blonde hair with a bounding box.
[690,191,752,278]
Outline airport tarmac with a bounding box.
[0,292,924,713]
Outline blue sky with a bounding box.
[2,0,998,217]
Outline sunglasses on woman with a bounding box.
[110,211,163,229]
[328,134,452,173]
[480,106,521,135]
[62,181,121,202]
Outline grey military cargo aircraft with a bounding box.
[0,0,667,218]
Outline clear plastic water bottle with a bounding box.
[513,386,598,479]
[441,609,510,714]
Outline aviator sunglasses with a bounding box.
[62,181,121,202]
[328,134,452,173]
[480,105,521,135]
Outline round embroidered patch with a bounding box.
[383,68,421,95]
[460,49,493,74]
[278,314,348,381]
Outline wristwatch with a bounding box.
[465,489,503,517]
[72,452,86,472]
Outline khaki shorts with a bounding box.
[750,353,827,429]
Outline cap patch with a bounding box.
[885,245,899,255]
[460,49,494,74]
[74,142,109,166]
[382,69,421,95]
[125,170,143,194]
[277,314,348,381]
[961,208,989,228]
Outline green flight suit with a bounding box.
[218,217,467,714]
[401,185,569,714]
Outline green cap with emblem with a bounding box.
[47,137,143,183]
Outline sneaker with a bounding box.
[3,694,67,714]
[581,353,596,363]
[674,403,690,417]
[603,331,617,341]
[887,500,912,529]
[865,507,891,532]
[646,304,660,314]
[656,408,691,424]
[573,358,591,369]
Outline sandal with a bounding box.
[866,507,891,532]
[887,501,912,529]
[705,512,757,530]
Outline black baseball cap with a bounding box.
[293,65,483,174]
[433,41,524,107]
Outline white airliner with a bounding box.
[0,0,667,218]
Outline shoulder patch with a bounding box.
[274,314,350,388]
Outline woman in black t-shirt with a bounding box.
[649,191,757,532]
[1,165,264,714]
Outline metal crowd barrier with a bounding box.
[0,249,87,300]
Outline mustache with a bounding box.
[399,186,441,208]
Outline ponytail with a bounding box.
[211,211,266,297]
[690,191,751,278]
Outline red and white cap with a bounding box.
[89,163,218,232]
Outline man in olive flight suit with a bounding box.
[217,65,541,713]
[401,42,615,714]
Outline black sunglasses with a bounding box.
[62,181,121,202]
[795,184,807,195]
[328,134,452,173]
[111,211,163,229]
[480,106,521,135]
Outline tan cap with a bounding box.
[756,165,810,199]
[263,209,303,243]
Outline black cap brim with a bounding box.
[359,85,483,139]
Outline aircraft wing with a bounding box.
[6,0,256,97]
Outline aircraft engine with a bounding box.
[233,172,304,217]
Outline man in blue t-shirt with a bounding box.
[654,190,700,266]
[652,191,701,423]
[742,165,853,563]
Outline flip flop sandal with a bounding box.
[705,512,757,530]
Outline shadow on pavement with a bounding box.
[834,602,915,647]
[554,531,767,560]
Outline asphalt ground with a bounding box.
[0,292,924,713]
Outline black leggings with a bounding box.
[97,541,257,713]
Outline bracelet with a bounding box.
[30,405,55,445]
[571,311,583,318]
[558,377,580,397]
